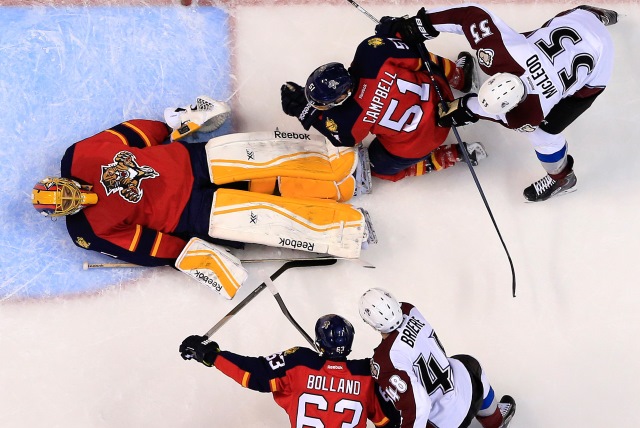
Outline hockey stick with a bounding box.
[201,258,337,340]
[83,256,374,270]
[344,0,517,297]
[263,273,317,350]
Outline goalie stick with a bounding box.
[83,256,374,270]
[263,273,317,350]
[344,0,517,297]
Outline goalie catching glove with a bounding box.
[179,335,220,367]
[164,95,231,141]
[175,237,248,300]
[280,82,320,130]
[436,94,480,128]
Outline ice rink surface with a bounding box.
[1,1,639,427]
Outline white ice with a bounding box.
[1,2,639,428]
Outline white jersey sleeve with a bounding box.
[427,4,614,131]
[371,303,473,428]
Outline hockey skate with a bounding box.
[462,142,487,166]
[358,208,378,248]
[523,170,577,202]
[578,5,618,26]
[455,51,478,93]
[164,95,231,141]
[497,395,516,428]
[353,145,373,197]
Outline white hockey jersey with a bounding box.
[427,4,614,131]
[370,303,473,428]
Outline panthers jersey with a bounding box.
[312,36,452,159]
[61,120,195,266]
[371,303,473,428]
[214,346,391,428]
[427,4,614,131]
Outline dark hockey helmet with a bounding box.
[314,314,355,360]
[305,62,353,110]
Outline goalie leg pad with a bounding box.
[205,131,356,185]
[175,238,248,300]
[208,188,366,258]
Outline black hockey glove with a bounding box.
[375,8,439,44]
[280,81,320,131]
[179,335,220,367]
[437,94,480,128]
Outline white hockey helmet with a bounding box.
[358,288,404,334]
[477,72,525,115]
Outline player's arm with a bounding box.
[76,119,171,148]
[375,354,432,428]
[66,212,186,266]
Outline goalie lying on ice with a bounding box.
[31,97,375,299]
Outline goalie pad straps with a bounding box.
[175,238,248,300]
[205,130,357,190]
[208,188,366,259]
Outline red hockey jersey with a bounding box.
[215,346,392,428]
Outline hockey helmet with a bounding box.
[305,62,353,110]
[477,72,525,115]
[314,314,355,360]
[359,288,404,334]
[32,177,98,217]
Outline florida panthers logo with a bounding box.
[100,151,159,203]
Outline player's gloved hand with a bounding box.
[437,94,480,127]
[280,81,320,131]
[375,8,439,44]
[179,335,220,367]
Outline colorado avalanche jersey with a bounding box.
[427,4,614,131]
[312,36,452,159]
[371,303,473,428]
[61,120,194,266]
[214,346,391,428]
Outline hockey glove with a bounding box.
[179,335,220,367]
[280,82,320,131]
[375,8,439,44]
[437,94,480,128]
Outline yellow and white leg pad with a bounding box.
[175,237,248,300]
[209,188,366,259]
[205,131,357,185]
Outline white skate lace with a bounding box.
[455,56,467,68]
[499,402,512,417]
[533,175,555,195]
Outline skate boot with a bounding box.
[454,51,477,93]
[497,395,516,428]
[578,5,618,26]
[523,156,577,202]
[353,145,373,197]
[463,142,487,166]
[164,95,231,141]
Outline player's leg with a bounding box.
[368,138,486,182]
[208,188,373,258]
[452,354,516,428]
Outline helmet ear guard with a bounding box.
[32,177,98,217]
[477,72,525,115]
[305,62,353,110]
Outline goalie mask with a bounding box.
[314,314,355,360]
[32,177,98,217]
[305,62,353,111]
